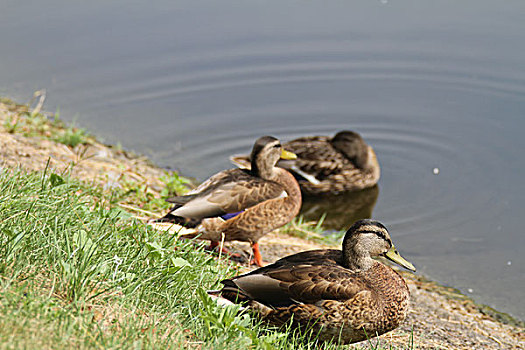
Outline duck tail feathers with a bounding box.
[207,290,245,309]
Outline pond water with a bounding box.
[1,0,524,322]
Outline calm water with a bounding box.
[1,1,524,321]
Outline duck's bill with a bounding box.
[280,149,297,160]
[384,246,416,272]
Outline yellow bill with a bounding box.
[280,149,297,160]
[384,245,416,272]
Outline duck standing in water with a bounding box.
[208,219,415,344]
[231,130,380,195]
[155,136,302,267]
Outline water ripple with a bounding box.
[93,39,525,109]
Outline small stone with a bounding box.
[507,261,512,266]
[467,288,473,293]
[433,167,440,175]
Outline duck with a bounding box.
[230,130,380,195]
[208,219,415,344]
[154,136,302,267]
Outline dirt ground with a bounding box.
[1,100,523,349]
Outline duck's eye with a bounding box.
[273,144,281,148]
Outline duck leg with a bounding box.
[208,241,264,266]
[207,240,232,255]
[207,240,249,261]
[250,242,265,267]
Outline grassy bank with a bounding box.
[0,169,272,348]
[0,96,409,349]
[1,95,523,349]
[0,167,407,349]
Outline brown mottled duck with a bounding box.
[231,130,380,195]
[154,136,302,267]
[208,219,415,344]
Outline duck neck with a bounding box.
[251,158,274,179]
[342,239,375,272]
[272,168,302,209]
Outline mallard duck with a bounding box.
[231,130,380,195]
[208,219,415,344]
[154,136,302,267]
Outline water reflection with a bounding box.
[300,185,379,231]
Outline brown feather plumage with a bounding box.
[230,131,380,195]
[195,168,300,243]
[210,219,414,344]
[156,136,302,266]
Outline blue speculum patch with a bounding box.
[220,211,244,220]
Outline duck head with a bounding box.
[250,136,296,179]
[342,219,416,272]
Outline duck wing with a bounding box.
[219,249,368,308]
[168,168,287,219]
[279,137,349,182]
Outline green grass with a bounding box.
[113,171,194,215]
[280,215,345,246]
[0,168,228,348]
[1,97,92,147]
[52,121,89,148]
[0,168,414,349]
